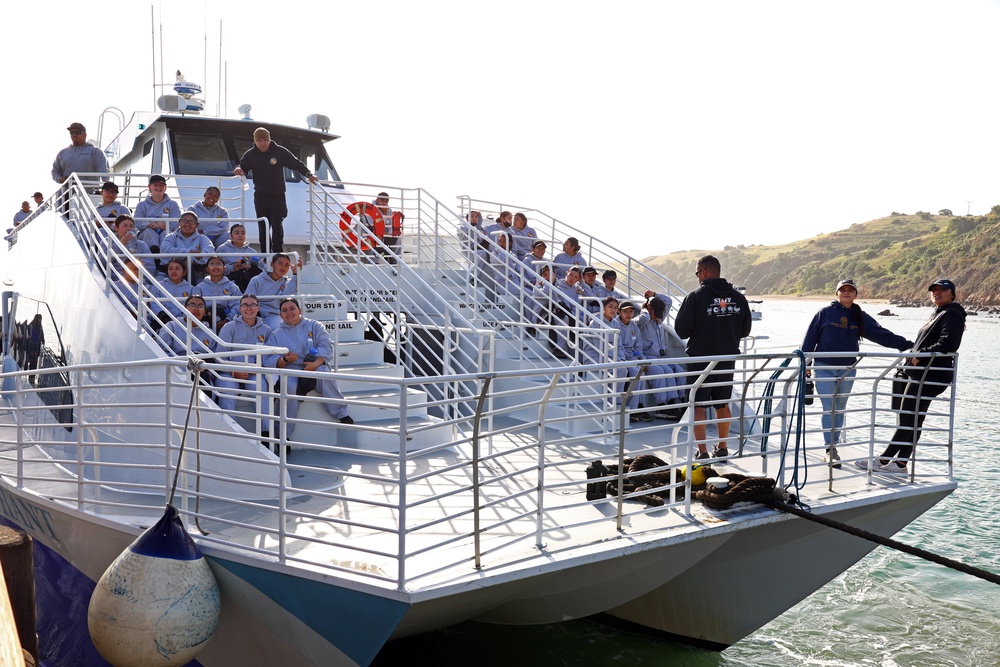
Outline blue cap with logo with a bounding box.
[927,279,955,294]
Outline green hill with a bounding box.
[642,207,1000,305]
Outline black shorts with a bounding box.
[687,360,735,405]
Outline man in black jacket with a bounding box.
[234,127,317,254]
[674,255,752,459]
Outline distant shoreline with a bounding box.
[749,294,892,305]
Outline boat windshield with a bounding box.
[170,121,343,184]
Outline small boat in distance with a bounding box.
[0,73,958,667]
[735,285,763,320]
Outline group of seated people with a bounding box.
[463,210,687,420]
[151,291,353,446]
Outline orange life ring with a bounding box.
[339,202,385,250]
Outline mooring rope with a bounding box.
[696,473,1000,586]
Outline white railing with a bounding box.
[315,183,619,367]
[0,350,957,589]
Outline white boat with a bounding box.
[0,83,958,666]
[735,285,763,320]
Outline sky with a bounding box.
[5,0,1000,259]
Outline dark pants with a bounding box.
[254,192,288,254]
[881,368,951,461]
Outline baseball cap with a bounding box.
[619,300,636,311]
[148,174,167,185]
[582,266,597,276]
[67,122,86,133]
[927,279,956,293]
[100,181,119,192]
[531,240,547,249]
[836,279,857,291]
[602,270,617,280]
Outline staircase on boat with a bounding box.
[13,175,698,452]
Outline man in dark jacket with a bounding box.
[234,127,317,254]
[863,278,965,474]
[674,255,752,459]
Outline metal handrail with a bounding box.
[1,350,957,586]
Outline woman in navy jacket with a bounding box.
[802,279,911,466]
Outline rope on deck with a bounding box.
[698,473,1000,586]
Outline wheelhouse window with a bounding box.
[168,120,343,186]
[173,132,233,176]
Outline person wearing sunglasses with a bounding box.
[51,122,109,184]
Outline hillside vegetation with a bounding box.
[642,207,1000,305]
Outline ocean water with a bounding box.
[374,297,1000,667]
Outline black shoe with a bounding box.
[712,446,730,458]
[526,327,537,337]
[339,415,354,425]
[549,347,570,360]
[695,451,710,460]
[636,412,653,422]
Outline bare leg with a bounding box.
[693,406,708,454]
[716,404,732,446]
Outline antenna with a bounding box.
[150,6,156,109]
[217,20,223,117]
[203,6,207,115]
[966,201,972,215]
[159,5,164,103]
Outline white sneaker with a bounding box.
[873,461,908,474]
[824,447,842,468]
[854,458,873,470]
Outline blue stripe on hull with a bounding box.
[0,517,205,667]
[212,558,409,667]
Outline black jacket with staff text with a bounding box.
[674,278,752,357]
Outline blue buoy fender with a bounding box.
[88,505,220,667]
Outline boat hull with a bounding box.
[1,478,953,664]
[0,486,406,667]
[606,487,954,648]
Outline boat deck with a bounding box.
[0,400,954,597]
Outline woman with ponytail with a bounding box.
[802,279,912,466]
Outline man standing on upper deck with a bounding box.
[674,255,752,460]
[52,122,109,184]
[233,127,318,255]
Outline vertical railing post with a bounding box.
[533,372,563,547]
[471,375,494,569]
[75,369,86,509]
[616,364,644,531]
[396,375,409,589]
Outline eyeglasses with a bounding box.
[69,130,84,136]
[188,304,207,309]
[694,268,704,276]
[239,303,259,309]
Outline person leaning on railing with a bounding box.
[857,279,966,474]
[802,279,912,468]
